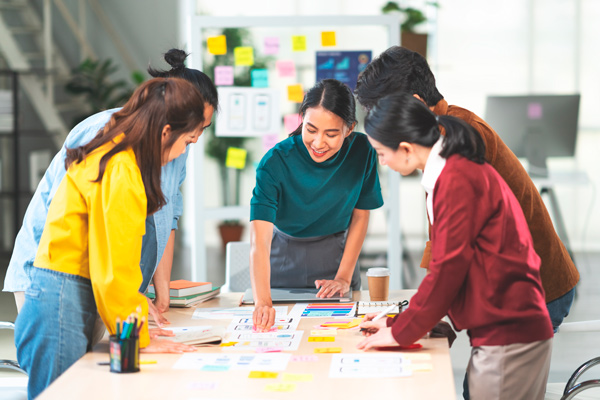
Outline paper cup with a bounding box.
[366,268,390,301]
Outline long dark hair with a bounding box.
[355,46,443,110]
[289,79,356,137]
[65,78,206,214]
[365,94,486,164]
[148,48,219,112]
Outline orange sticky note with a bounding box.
[207,35,227,55]
[219,341,238,347]
[234,46,254,66]
[225,147,247,169]
[321,31,336,46]
[314,347,342,353]
[291,35,307,51]
[249,371,279,379]
[308,336,335,342]
[287,84,304,103]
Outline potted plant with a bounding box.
[204,28,273,250]
[382,1,439,58]
[65,58,144,126]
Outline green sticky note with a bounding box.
[251,69,269,88]
[225,147,247,169]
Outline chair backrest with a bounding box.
[224,241,252,293]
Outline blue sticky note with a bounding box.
[201,365,230,372]
[251,69,269,88]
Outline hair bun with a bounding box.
[164,48,187,70]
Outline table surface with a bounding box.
[37,290,456,400]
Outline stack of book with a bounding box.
[147,279,221,307]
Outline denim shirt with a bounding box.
[3,108,187,293]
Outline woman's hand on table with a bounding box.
[315,278,350,298]
[253,302,276,332]
[356,327,398,350]
[146,296,170,327]
[148,327,175,339]
[141,338,196,354]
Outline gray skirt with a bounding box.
[270,227,361,290]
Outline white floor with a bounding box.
[1,249,599,399]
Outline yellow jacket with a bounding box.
[35,135,150,347]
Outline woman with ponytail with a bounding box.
[358,94,553,400]
[5,49,217,330]
[15,78,205,399]
[250,79,383,331]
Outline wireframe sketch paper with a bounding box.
[329,353,412,378]
[172,353,291,371]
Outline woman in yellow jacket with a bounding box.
[15,77,204,399]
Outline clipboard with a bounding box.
[355,300,408,316]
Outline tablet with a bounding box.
[241,287,353,305]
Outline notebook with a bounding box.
[241,288,353,305]
[354,300,409,316]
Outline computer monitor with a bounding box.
[484,94,580,177]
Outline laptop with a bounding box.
[241,287,353,305]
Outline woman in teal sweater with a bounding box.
[250,79,384,331]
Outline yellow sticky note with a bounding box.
[310,329,337,336]
[291,35,307,51]
[314,347,342,353]
[308,336,335,342]
[282,373,314,382]
[234,46,254,66]
[225,147,247,169]
[321,31,336,46]
[219,341,238,347]
[287,84,304,103]
[409,363,433,372]
[207,35,227,55]
[249,371,279,379]
[265,383,297,392]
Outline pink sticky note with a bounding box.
[255,347,283,353]
[264,37,280,55]
[276,60,296,78]
[528,102,543,120]
[262,134,279,152]
[214,66,234,86]
[284,114,302,134]
[291,355,319,362]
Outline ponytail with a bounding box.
[365,94,486,164]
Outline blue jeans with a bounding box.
[15,268,98,400]
[462,287,576,399]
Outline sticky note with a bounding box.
[314,347,342,353]
[255,347,282,353]
[310,329,337,336]
[207,35,227,55]
[249,371,279,379]
[234,46,254,66]
[308,336,335,342]
[262,134,279,152]
[219,341,238,347]
[251,69,269,88]
[287,84,304,103]
[276,60,296,78]
[263,37,280,55]
[225,147,247,169]
[282,373,314,382]
[291,355,319,362]
[291,35,307,51]
[214,66,234,86]
[201,365,230,372]
[409,363,433,372]
[265,383,297,392]
[284,113,302,133]
[321,31,336,46]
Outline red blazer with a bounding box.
[389,155,553,347]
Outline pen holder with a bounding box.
[109,335,139,373]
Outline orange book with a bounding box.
[148,280,212,297]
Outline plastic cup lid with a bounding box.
[366,267,390,277]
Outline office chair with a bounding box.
[0,321,28,400]
[224,241,252,293]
